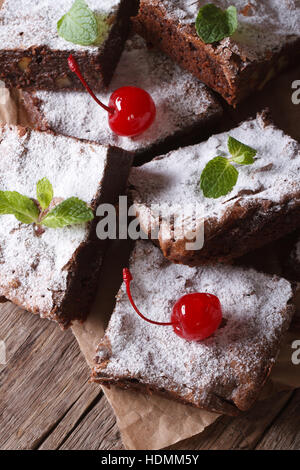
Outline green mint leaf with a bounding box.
[41,197,94,228]
[0,191,39,224]
[57,0,99,46]
[200,156,238,199]
[195,4,238,44]
[228,136,257,165]
[36,178,53,210]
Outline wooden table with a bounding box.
[0,301,299,450]
[0,65,300,452]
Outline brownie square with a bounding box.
[0,125,132,328]
[0,0,139,91]
[21,35,222,165]
[93,241,295,415]
[133,0,300,105]
[130,112,300,265]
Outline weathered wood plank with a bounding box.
[0,300,298,451]
[256,390,300,450]
[59,394,123,450]
[0,302,102,450]
[38,384,102,450]
[167,392,293,450]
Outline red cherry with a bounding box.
[68,55,156,137]
[108,86,156,137]
[171,293,222,341]
[123,268,222,342]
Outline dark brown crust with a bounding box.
[132,112,300,266]
[132,1,300,106]
[92,275,296,415]
[0,0,139,91]
[0,126,133,329]
[20,90,223,167]
[150,193,300,267]
[50,145,134,329]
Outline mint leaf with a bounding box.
[41,197,94,228]
[195,4,238,44]
[200,157,238,199]
[228,136,257,165]
[57,0,99,46]
[0,191,39,224]
[36,178,53,210]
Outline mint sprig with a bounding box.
[42,197,94,228]
[200,157,238,199]
[195,4,238,44]
[200,137,257,199]
[57,0,99,46]
[0,178,94,229]
[227,136,257,165]
[37,177,54,210]
[0,191,39,224]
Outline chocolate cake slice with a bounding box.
[133,0,300,106]
[93,240,296,415]
[0,0,138,91]
[130,112,300,265]
[0,125,132,328]
[21,35,222,165]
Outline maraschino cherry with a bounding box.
[123,268,222,342]
[68,55,156,137]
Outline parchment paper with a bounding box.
[1,70,300,450]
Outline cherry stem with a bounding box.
[68,55,114,115]
[123,268,174,326]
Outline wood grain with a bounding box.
[0,303,101,450]
[167,392,293,450]
[59,395,123,450]
[256,390,300,450]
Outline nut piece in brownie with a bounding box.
[0,125,132,328]
[93,240,295,415]
[130,112,300,265]
[21,35,222,165]
[0,0,139,91]
[133,0,300,106]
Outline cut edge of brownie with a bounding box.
[0,0,139,91]
[91,241,297,415]
[132,1,300,106]
[50,143,134,329]
[0,125,134,328]
[20,89,223,167]
[130,111,300,266]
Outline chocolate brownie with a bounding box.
[0,0,139,91]
[93,240,296,415]
[133,0,300,106]
[129,112,300,265]
[0,125,132,328]
[21,35,222,165]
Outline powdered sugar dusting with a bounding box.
[0,0,120,52]
[130,114,300,231]
[155,0,300,60]
[95,241,294,406]
[31,35,221,153]
[0,125,108,318]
